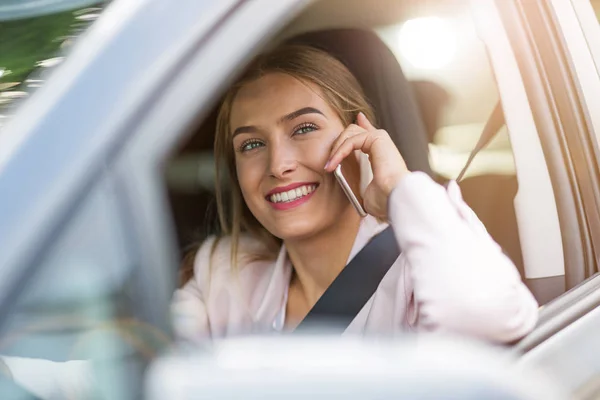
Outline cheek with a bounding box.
[300,128,342,166]
[235,157,264,202]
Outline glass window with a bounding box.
[164,0,530,299]
[0,1,110,129]
[376,2,522,278]
[0,177,169,398]
[377,4,511,181]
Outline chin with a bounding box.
[252,195,352,241]
[271,220,323,242]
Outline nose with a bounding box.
[268,140,298,179]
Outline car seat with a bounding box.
[410,80,525,280]
[286,29,433,176]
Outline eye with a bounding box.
[293,123,318,136]
[239,139,265,153]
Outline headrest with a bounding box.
[286,28,432,176]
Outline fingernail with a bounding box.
[324,160,330,170]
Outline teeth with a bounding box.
[269,184,317,204]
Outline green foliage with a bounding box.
[0,9,78,85]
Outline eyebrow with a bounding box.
[232,107,326,138]
[279,107,325,123]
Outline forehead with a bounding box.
[230,73,335,128]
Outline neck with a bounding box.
[284,205,362,306]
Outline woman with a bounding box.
[172,44,538,342]
[0,44,539,399]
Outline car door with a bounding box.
[470,0,600,397]
[0,0,257,398]
[471,0,597,306]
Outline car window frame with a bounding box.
[484,0,600,350]
[570,0,600,86]
[501,0,600,288]
[0,0,242,332]
[552,0,600,145]
[470,0,567,302]
[494,0,599,292]
[517,299,600,395]
[110,0,310,326]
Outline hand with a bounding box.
[325,112,409,219]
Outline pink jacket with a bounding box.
[172,172,538,343]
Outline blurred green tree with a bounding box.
[0,9,77,85]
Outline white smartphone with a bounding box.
[334,164,367,217]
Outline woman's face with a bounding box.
[230,73,360,241]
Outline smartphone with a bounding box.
[334,164,367,217]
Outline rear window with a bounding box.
[0,1,109,129]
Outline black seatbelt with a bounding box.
[295,226,401,333]
[456,101,506,182]
[294,103,504,333]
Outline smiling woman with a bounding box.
[172,43,539,339]
[210,45,377,271]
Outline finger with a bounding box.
[325,132,379,172]
[329,124,365,158]
[356,111,377,131]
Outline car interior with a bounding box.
[165,0,526,294]
[144,0,600,396]
[3,0,600,398]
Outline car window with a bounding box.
[0,1,109,130]
[164,0,561,302]
[164,0,544,301]
[0,175,169,398]
[378,12,509,178]
[376,2,526,289]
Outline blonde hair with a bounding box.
[179,44,376,286]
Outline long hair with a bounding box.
[179,44,376,286]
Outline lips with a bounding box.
[267,184,317,203]
[266,182,318,197]
[265,182,319,210]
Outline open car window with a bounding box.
[0,1,109,129]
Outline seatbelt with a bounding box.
[294,103,504,333]
[456,101,506,182]
[295,226,401,333]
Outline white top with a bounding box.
[172,172,539,343]
[0,172,540,399]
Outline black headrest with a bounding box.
[286,29,432,176]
